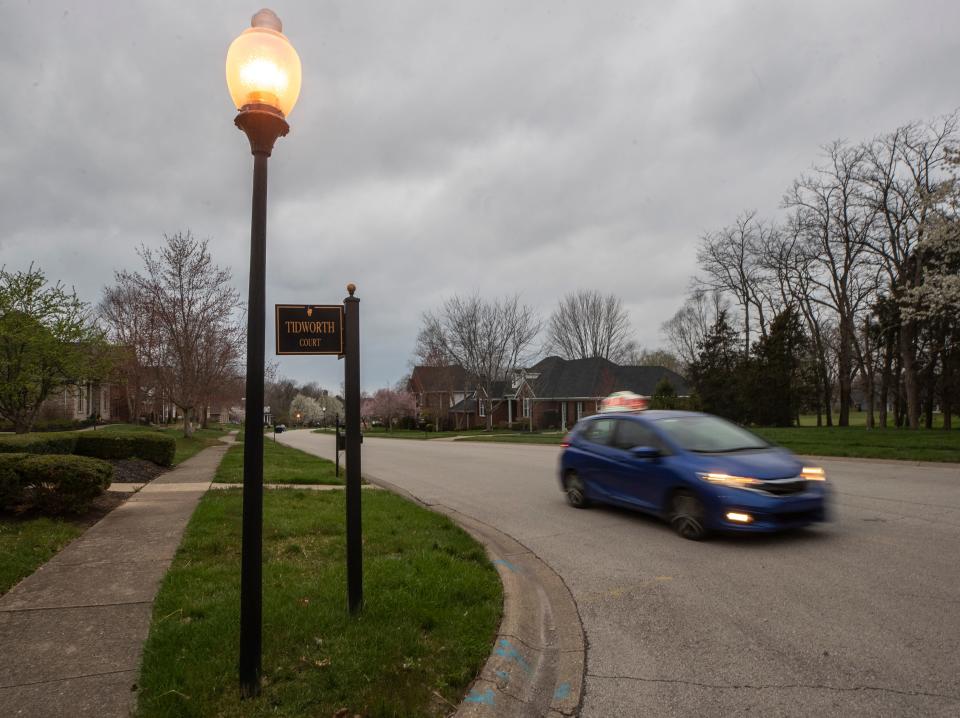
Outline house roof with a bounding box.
[527,356,690,398]
[409,365,468,392]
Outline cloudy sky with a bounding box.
[1,1,956,393]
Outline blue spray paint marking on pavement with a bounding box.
[494,639,531,673]
[494,669,510,685]
[554,682,571,700]
[464,688,495,706]
[492,559,522,573]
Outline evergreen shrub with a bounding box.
[17,455,113,514]
[0,432,79,455]
[75,431,175,467]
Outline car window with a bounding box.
[654,415,768,452]
[582,419,616,446]
[611,419,657,450]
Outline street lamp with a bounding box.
[226,8,301,699]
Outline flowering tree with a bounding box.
[290,393,323,424]
[362,388,417,431]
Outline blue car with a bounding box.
[558,409,829,540]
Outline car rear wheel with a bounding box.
[564,471,589,509]
[670,490,708,540]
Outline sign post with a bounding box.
[274,288,362,614]
[343,284,362,613]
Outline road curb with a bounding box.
[362,472,586,717]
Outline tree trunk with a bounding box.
[879,332,894,429]
[201,405,209,430]
[183,408,194,438]
[900,319,921,429]
[943,347,954,431]
[822,366,834,427]
[837,321,853,427]
[924,360,936,430]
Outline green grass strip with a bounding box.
[214,437,343,485]
[754,426,960,462]
[0,517,84,596]
[136,489,501,717]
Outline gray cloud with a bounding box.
[2,0,956,392]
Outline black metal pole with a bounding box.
[239,151,267,697]
[344,285,363,613]
[235,105,288,699]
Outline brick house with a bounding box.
[411,356,690,431]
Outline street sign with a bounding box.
[275,304,344,355]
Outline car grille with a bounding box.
[756,478,807,496]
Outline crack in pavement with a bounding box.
[587,673,960,701]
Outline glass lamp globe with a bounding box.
[226,9,301,118]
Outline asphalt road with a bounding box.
[279,430,960,717]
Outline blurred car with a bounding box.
[558,398,829,540]
[273,424,286,433]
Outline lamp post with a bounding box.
[226,8,301,699]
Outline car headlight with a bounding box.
[801,466,827,481]
[696,472,762,488]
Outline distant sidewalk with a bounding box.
[0,434,235,718]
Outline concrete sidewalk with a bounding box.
[0,435,234,718]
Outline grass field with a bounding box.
[754,426,960,462]
[0,518,84,596]
[214,435,343,485]
[136,489,502,717]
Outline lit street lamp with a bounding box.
[226,8,301,698]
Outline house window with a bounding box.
[522,398,531,418]
[577,401,583,420]
[479,400,486,418]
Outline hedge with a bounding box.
[75,431,175,467]
[2,454,112,514]
[0,431,175,467]
[0,453,29,508]
[0,432,78,455]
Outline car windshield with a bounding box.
[654,415,769,453]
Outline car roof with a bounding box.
[580,409,704,422]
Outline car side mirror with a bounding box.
[630,445,661,459]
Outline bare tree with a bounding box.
[696,210,777,353]
[622,347,683,374]
[120,232,242,436]
[860,114,958,428]
[419,293,540,430]
[544,290,635,362]
[99,278,163,423]
[784,141,879,426]
[759,218,838,425]
[661,289,728,372]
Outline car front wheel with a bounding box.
[564,471,589,509]
[670,490,708,540]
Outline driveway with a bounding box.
[279,430,960,716]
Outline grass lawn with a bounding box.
[753,426,960,462]
[214,435,343,485]
[100,424,229,465]
[136,489,502,717]
[0,517,84,596]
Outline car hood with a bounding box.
[690,448,802,481]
